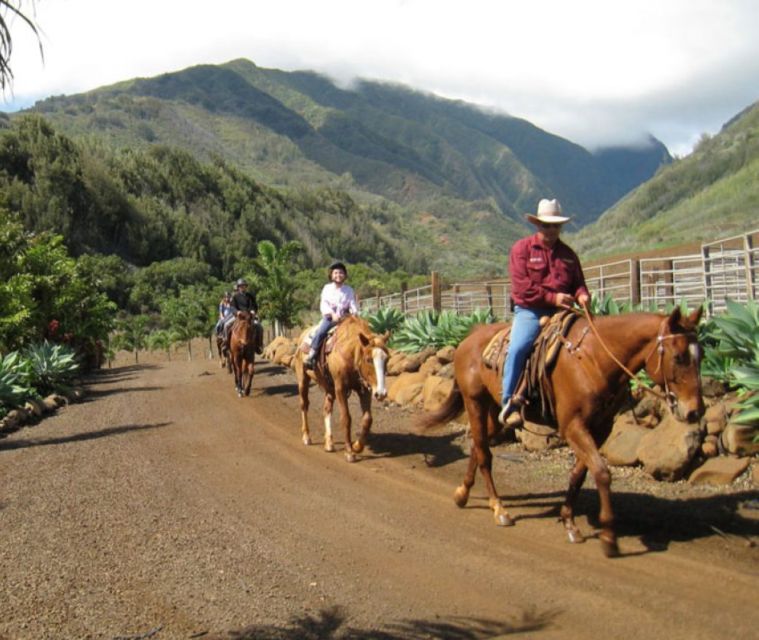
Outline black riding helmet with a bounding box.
[327,261,348,279]
[236,278,248,287]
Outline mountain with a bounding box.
[568,100,759,260]
[19,59,671,275]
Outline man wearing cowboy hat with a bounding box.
[498,198,590,425]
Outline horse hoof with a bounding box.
[345,451,357,463]
[302,435,312,446]
[495,512,515,527]
[566,528,586,544]
[453,486,469,508]
[351,440,365,453]
[600,536,620,558]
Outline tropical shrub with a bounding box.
[22,341,80,395]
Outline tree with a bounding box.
[1,1,43,93]
[159,286,210,360]
[250,240,307,336]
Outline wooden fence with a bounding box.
[360,229,759,319]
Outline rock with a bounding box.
[24,398,45,417]
[41,396,59,413]
[601,416,649,466]
[418,356,442,376]
[701,377,728,398]
[701,434,719,458]
[422,376,454,412]
[720,423,759,456]
[704,403,728,435]
[387,371,427,404]
[516,422,562,451]
[689,457,751,485]
[263,336,289,360]
[386,352,409,376]
[435,346,456,364]
[753,464,759,485]
[272,340,296,365]
[4,408,28,428]
[394,382,424,406]
[436,363,455,379]
[637,414,702,481]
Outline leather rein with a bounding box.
[568,302,696,410]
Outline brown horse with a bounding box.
[294,316,390,462]
[229,310,257,397]
[421,307,704,557]
[215,332,230,371]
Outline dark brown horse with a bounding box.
[421,307,704,557]
[294,316,390,462]
[229,310,257,397]
[215,333,230,371]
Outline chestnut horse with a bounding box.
[421,307,704,557]
[293,316,390,462]
[229,310,257,397]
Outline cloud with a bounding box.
[4,0,758,155]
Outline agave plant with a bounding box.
[389,308,496,352]
[364,307,405,335]
[23,341,80,395]
[0,351,37,417]
[700,299,759,428]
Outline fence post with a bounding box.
[400,282,408,314]
[486,284,493,311]
[630,259,641,306]
[453,284,460,314]
[744,233,755,301]
[431,271,442,313]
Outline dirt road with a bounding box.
[1,354,757,639]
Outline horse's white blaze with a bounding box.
[372,348,388,398]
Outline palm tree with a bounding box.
[251,240,306,337]
[1,1,43,93]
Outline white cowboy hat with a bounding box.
[525,198,571,225]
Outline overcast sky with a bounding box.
[4,0,759,156]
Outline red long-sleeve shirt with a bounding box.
[509,233,589,308]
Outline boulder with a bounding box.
[720,423,759,457]
[41,396,60,413]
[637,415,702,481]
[394,382,425,406]
[264,336,289,360]
[515,422,562,451]
[387,371,427,404]
[24,398,45,417]
[386,352,409,376]
[689,457,751,485]
[418,356,442,376]
[435,345,456,364]
[704,402,728,435]
[422,376,454,412]
[601,416,649,466]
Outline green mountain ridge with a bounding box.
[20,59,673,276]
[569,100,759,259]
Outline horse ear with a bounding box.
[358,333,371,347]
[666,306,683,333]
[687,306,704,328]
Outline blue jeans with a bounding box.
[501,305,555,405]
[310,317,335,354]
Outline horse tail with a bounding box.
[417,382,464,430]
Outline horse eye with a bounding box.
[674,352,689,366]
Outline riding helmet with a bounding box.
[327,261,348,278]
[236,278,248,287]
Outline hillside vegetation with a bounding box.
[19,59,672,274]
[570,101,759,259]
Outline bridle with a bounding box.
[576,304,697,411]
